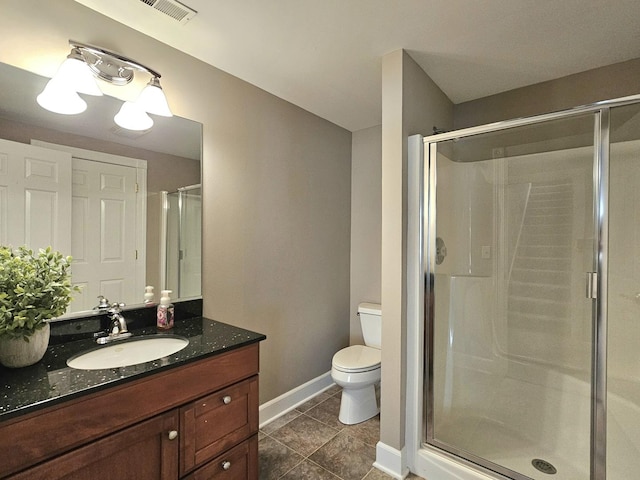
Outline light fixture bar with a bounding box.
[69,40,163,84]
[37,40,172,128]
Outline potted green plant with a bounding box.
[0,246,77,368]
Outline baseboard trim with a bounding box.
[373,441,409,479]
[259,371,334,428]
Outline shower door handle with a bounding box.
[586,272,598,299]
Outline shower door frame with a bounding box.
[411,94,640,480]
[160,183,202,296]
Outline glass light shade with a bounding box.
[136,78,172,117]
[36,79,87,115]
[54,56,103,96]
[114,101,154,131]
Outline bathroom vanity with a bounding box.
[0,314,265,479]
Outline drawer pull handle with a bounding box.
[222,461,231,470]
[223,395,232,404]
[168,430,178,441]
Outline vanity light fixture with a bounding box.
[37,40,172,130]
[36,46,102,115]
[113,101,154,131]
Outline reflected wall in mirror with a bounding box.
[0,62,202,317]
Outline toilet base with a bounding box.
[338,384,379,425]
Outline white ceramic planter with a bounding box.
[0,323,50,368]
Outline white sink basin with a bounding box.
[67,335,189,370]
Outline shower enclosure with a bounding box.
[160,184,202,299]
[407,96,640,480]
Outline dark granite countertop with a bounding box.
[0,316,266,422]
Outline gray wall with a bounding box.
[0,0,352,404]
[455,58,640,129]
[205,82,352,398]
[380,49,453,451]
[350,125,382,343]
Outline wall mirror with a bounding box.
[0,62,202,318]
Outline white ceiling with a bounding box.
[74,0,640,132]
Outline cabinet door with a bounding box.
[10,411,179,480]
[183,436,258,480]
[180,376,258,475]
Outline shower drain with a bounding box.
[531,459,557,475]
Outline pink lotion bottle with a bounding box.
[157,290,174,330]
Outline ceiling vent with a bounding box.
[138,0,197,25]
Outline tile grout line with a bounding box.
[260,385,397,480]
[261,434,306,480]
[275,457,304,480]
[304,457,345,480]
[266,418,347,480]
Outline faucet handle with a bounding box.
[93,295,110,311]
[108,302,126,314]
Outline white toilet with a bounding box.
[331,302,382,425]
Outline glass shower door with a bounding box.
[177,186,202,298]
[607,102,640,480]
[426,114,597,479]
[163,185,202,298]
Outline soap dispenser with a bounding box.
[157,290,174,330]
[144,285,155,305]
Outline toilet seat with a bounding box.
[332,345,380,373]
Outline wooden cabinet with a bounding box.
[184,437,258,480]
[10,411,180,480]
[1,344,260,480]
[181,377,258,475]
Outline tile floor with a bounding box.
[258,385,425,480]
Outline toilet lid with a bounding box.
[332,345,381,373]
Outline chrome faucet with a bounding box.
[108,302,128,335]
[96,302,132,344]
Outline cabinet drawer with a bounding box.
[183,435,258,480]
[180,376,258,475]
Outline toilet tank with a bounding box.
[358,302,382,349]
